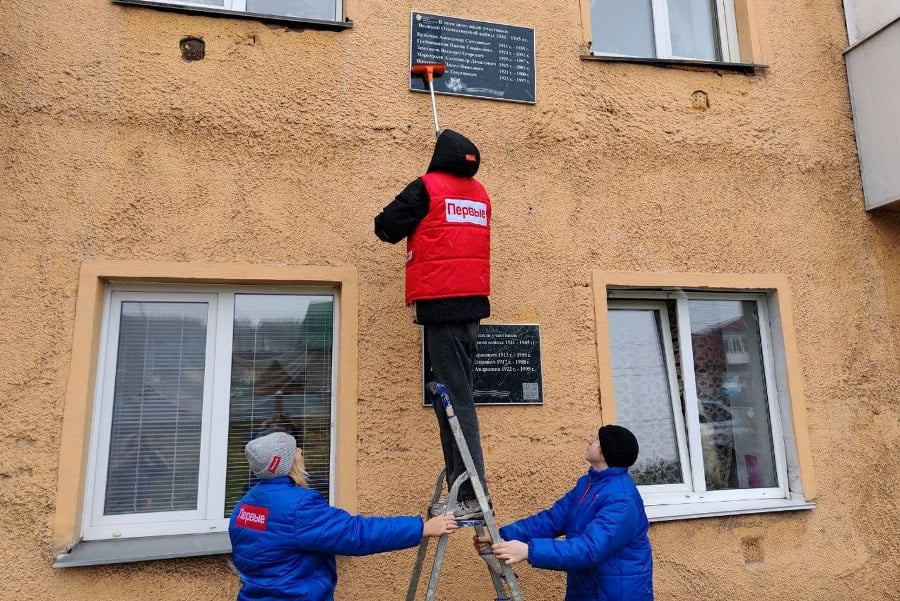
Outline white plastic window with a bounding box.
[83,285,337,540]
[150,0,342,22]
[590,0,740,62]
[607,291,793,510]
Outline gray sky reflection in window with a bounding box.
[247,0,335,20]
[591,0,656,57]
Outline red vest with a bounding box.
[406,172,491,305]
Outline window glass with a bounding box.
[160,0,225,6]
[225,294,334,514]
[688,300,777,490]
[247,0,336,21]
[105,302,207,515]
[609,308,683,485]
[590,0,656,57]
[667,0,721,60]
[86,287,340,541]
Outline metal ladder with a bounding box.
[406,382,524,601]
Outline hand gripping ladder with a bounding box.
[406,382,524,601]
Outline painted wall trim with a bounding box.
[54,533,231,568]
[647,498,815,522]
[52,260,359,556]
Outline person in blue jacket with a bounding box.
[476,425,653,600]
[229,429,458,601]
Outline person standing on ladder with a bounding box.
[374,129,492,520]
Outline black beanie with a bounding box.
[598,425,639,468]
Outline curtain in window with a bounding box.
[590,0,656,57]
[105,302,207,515]
[225,295,334,515]
[667,0,721,60]
[608,308,684,485]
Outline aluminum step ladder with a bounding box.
[406,382,524,601]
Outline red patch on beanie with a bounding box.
[267,456,281,473]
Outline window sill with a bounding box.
[112,0,353,31]
[646,497,814,522]
[53,533,231,568]
[581,54,766,74]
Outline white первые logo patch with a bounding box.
[235,503,270,531]
[445,199,488,226]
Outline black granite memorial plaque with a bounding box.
[410,12,536,104]
[423,324,543,406]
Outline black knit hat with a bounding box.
[598,425,639,468]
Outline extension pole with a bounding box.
[411,63,447,140]
[427,75,440,139]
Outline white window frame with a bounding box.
[82,283,339,541]
[608,300,694,498]
[608,290,794,511]
[148,0,343,23]
[592,0,741,63]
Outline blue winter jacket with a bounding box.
[229,477,424,601]
[499,467,653,601]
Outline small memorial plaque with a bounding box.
[410,12,537,104]
[423,324,543,406]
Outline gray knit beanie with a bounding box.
[245,431,297,480]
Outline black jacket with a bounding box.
[374,129,490,324]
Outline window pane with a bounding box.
[590,0,656,57]
[609,308,683,485]
[247,0,337,20]
[689,300,777,490]
[668,0,721,60]
[159,0,226,7]
[225,295,334,515]
[105,302,207,515]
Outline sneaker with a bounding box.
[453,498,486,520]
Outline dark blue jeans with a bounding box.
[425,321,488,502]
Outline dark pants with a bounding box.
[425,321,488,502]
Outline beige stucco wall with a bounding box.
[1,0,898,599]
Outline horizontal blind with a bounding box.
[104,301,208,516]
[225,295,334,515]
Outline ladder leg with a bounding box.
[407,538,431,601]
[427,382,525,601]
[423,472,468,601]
[407,469,447,601]
[425,529,450,601]
[475,524,504,576]
[412,470,471,601]
[476,522,520,601]
[476,524,511,601]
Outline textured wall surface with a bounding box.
[1,0,898,599]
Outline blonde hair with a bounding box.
[288,449,309,487]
